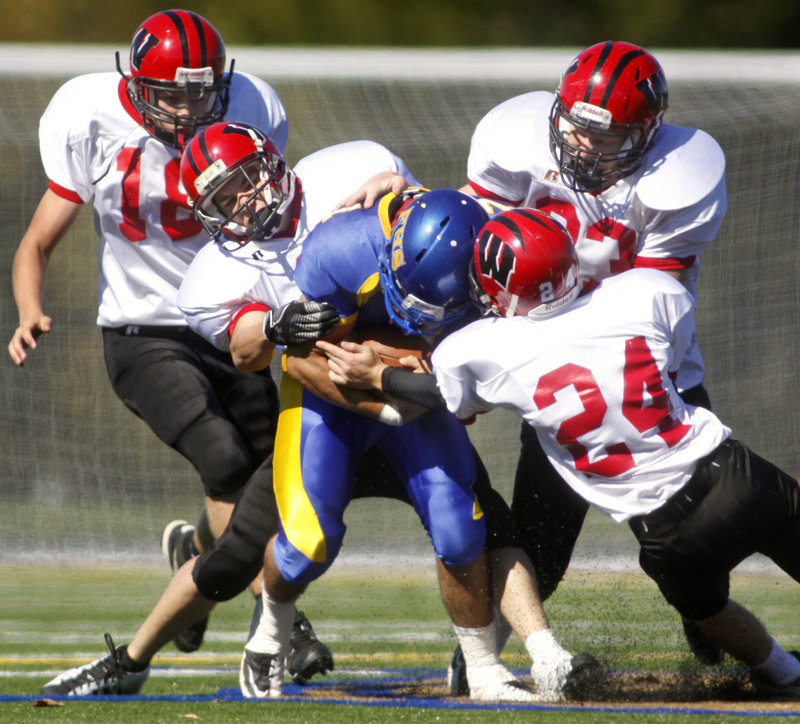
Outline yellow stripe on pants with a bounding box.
[274,374,327,564]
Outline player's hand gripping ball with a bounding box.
[346,326,431,367]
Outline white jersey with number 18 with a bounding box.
[38,71,288,328]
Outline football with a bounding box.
[346,326,431,367]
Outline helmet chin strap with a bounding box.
[275,170,296,220]
[504,295,520,318]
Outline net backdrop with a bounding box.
[1,46,799,565]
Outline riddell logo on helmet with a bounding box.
[194,159,227,196]
[571,102,613,128]
[174,67,214,85]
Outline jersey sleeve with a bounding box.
[226,72,289,154]
[632,188,727,270]
[636,270,698,376]
[466,92,553,205]
[38,76,98,202]
[292,212,375,320]
[432,323,498,420]
[633,128,727,267]
[177,242,301,350]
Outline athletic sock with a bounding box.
[453,621,501,669]
[195,508,215,552]
[752,638,800,685]
[248,594,263,641]
[245,584,294,656]
[119,646,150,672]
[493,609,512,653]
[525,628,568,661]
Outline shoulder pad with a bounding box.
[476,91,553,140]
[635,125,726,211]
[483,91,554,122]
[469,92,554,185]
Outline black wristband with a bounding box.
[380,367,445,410]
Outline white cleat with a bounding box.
[530,648,574,702]
[533,651,603,701]
[467,662,541,703]
[239,649,284,698]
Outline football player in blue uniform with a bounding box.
[242,188,579,702]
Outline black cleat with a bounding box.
[682,617,724,666]
[286,610,334,685]
[162,519,209,653]
[40,633,149,696]
[562,652,604,700]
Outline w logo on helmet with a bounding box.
[476,229,516,291]
[635,71,668,114]
[130,29,159,72]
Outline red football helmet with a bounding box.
[180,121,295,245]
[549,41,668,192]
[471,208,580,319]
[117,9,233,148]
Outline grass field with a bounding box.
[2,561,799,723]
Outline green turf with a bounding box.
[1,563,797,723]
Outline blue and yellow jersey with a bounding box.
[293,190,424,331]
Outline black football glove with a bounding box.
[263,300,339,345]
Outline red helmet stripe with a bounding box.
[162,9,208,68]
[598,48,645,108]
[196,132,214,167]
[582,40,614,102]
[186,11,209,68]
[489,208,560,252]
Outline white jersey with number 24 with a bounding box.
[433,269,731,522]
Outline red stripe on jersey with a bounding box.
[228,302,270,338]
[467,181,522,206]
[48,180,83,205]
[634,255,696,271]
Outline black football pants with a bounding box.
[511,383,712,600]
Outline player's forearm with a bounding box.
[380,367,446,410]
[12,243,48,321]
[13,188,81,321]
[286,349,391,419]
[229,311,276,373]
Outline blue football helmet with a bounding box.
[379,188,489,335]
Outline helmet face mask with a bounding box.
[549,101,645,192]
[548,40,668,193]
[118,10,232,149]
[379,189,489,336]
[198,158,294,248]
[181,122,294,247]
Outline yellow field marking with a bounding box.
[1,651,531,668]
[2,649,693,669]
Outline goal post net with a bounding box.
[1,45,799,565]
